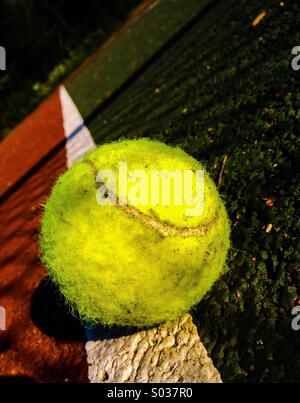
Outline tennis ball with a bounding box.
[40,138,230,327]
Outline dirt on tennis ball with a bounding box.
[40,138,230,327]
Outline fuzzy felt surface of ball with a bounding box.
[40,138,230,327]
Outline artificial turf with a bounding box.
[86,0,300,382]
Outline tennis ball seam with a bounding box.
[84,159,220,238]
[41,139,231,327]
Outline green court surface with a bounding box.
[84,0,300,382]
[66,0,213,118]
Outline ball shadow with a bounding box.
[84,321,145,342]
[31,278,85,342]
[32,278,156,342]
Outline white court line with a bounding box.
[59,85,97,382]
[59,85,96,168]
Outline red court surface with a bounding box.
[0,145,88,383]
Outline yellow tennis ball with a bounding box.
[40,138,230,327]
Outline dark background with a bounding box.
[0,0,142,139]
